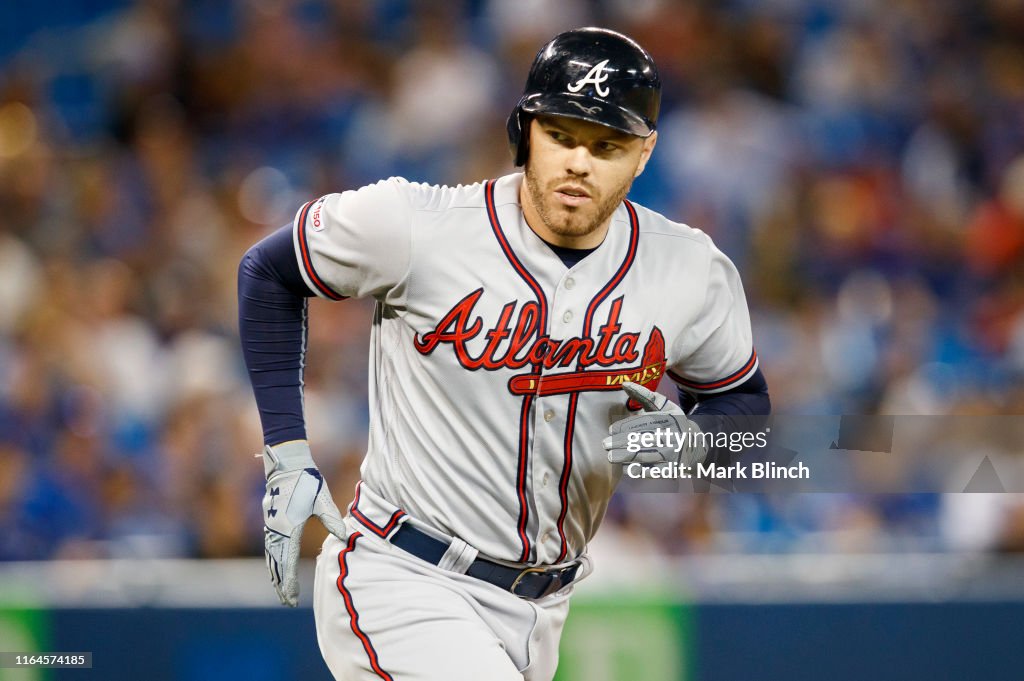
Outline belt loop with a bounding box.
[437,537,478,574]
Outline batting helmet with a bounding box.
[507,27,661,167]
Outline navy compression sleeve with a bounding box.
[681,367,771,468]
[237,225,315,446]
[682,367,771,418]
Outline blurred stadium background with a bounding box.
[1,0,1024,679]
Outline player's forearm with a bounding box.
[685,368,771,465]
[683,366,770,417]
[690,390,771,420]
[237,225,316,445]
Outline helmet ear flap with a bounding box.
[506,106,530,167]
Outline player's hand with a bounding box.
[261,440,347,607]
[603,382,708,466]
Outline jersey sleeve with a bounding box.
[292,178,413,302]
[668,239,758,394]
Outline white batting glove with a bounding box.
[603,382,708,466]
[262,440,347,607]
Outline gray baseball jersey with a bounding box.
[293,172,756,565]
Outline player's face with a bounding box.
[522,114,657,249]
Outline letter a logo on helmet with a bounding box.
[567,59,612,97]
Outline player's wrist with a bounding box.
[675,416,709,466]
[263,439,316,477]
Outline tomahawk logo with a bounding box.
[567,101,602,115]
[567,59,612,97]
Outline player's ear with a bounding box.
[634,132,658,178]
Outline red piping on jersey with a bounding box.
[582,201,641,337]
[669,349,758,392]
[485,179,546,562]
[514,394,534,561]
[485,181,548,328]
[336,533,395,681]
[555,394,579,562]
[555,200,641,562]
[296,199,346,301]
[350,481,406,538]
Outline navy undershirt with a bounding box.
[544,241,598,269]
[238,224,770,447]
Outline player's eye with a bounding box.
[548,130,572,145]
[596,141,619,153]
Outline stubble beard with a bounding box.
[524,164,634,241]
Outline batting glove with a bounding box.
[262,440,347,607]
[603,382,708,466]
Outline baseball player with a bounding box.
[238,27,769,680]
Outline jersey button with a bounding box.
[542,472,550,487]
[542,531,552,543]
[564,277,575,290]
[543,409,554,422]
[562,311,573,323]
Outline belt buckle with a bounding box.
[510,566,549,599]
[510,564,579,600]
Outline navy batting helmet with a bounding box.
[507,27,661,166]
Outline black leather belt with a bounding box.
[389,522,580,600]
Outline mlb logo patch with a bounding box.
[310,197,326,231]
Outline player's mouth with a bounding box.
[553,184,592,207]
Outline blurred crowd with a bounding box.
[1,0,1024,563]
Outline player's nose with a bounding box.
[565,144,593,176]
